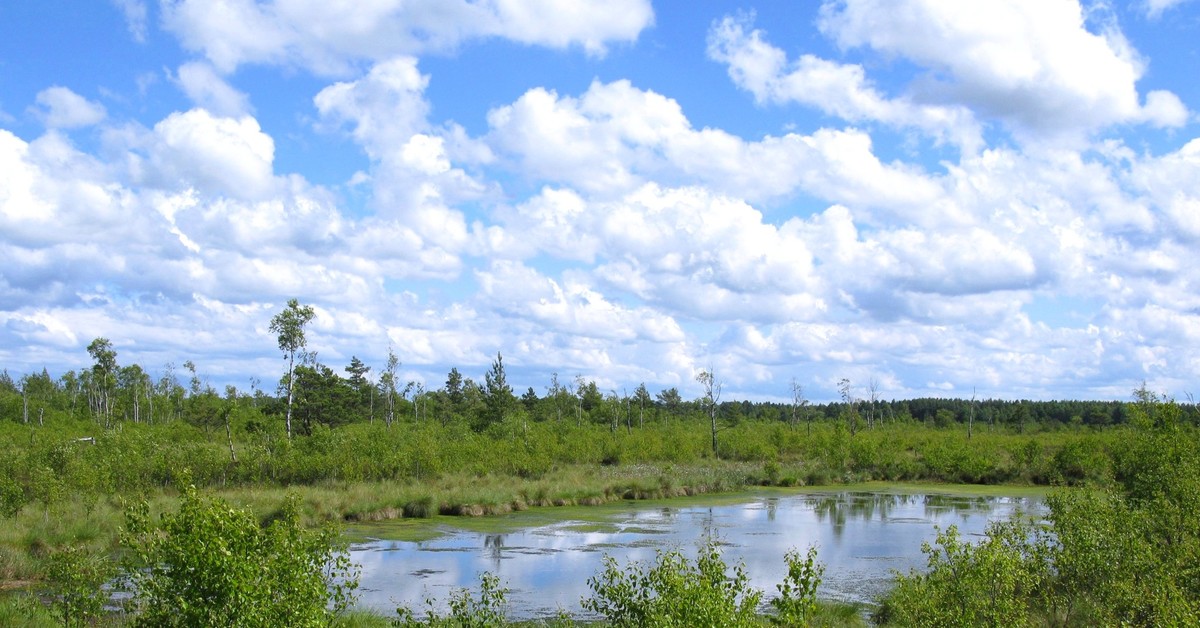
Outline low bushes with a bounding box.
[120,485,358,627]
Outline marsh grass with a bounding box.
[198,461,765,530]
[809,600,870,627]
[0,592,56,628]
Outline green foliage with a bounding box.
[0,411,1150,517]
[1043,413,1200,625]
[477,352,515,432]
[394,572,509,627]
[44,544,115,627]
[874,519,1053,627]
[120,484,358,627]
[0,471,27,518]
[771,545,824,626]
[878,396,1200,627]
[293,362,360,433]
[1049,436,1110,485]
[447,572,508,627]
[582,542,763,627]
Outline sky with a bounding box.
[1,0,1199,404]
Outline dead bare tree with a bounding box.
[968,387,977,440]
[838,378,859,436]
[867,377,881,429]
[790,378,810,434]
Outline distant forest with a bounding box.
[2,334,1196,433]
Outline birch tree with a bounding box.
[269,299,315,439]
[380,348,399,428]
[547,374,564,422]
[838,378,860,436]
[634,383,651,428]
[697,367,722,457]
[867,377,880,430]
[86,337,117,424]
[790,377,810,434]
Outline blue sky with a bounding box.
[2,0,1199,403]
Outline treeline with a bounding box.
[2,338,1192,435]
[720,397,1147,429]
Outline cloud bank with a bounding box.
[1,0,1198,402]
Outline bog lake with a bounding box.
[346,485,1045,619]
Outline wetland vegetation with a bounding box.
[0,323,1197,625]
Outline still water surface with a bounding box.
[350,490,1042,619]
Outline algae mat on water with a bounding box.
[345,482,1050,543]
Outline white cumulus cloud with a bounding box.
[816,0,1188,142]
[174,62,253,116]
[161,0,654,74]
[32,87,107,129]
[485,79,950,211]
[707,14,982,151]
[144,109,277,200]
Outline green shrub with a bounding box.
[395,571,509,627]
[1048,464,1200,624]
[874,519,1053,628]
[1050,438,1109,486]
[582,542,762,627]
[771,545,824,625]
[43,544,115,627]
[120,484,358,627]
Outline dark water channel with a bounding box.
[349,490,1042,619]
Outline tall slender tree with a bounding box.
[86,337,118,423]
[634,383,651,428]
[697,367,722,457]
[118,364,151,423]
[968,387,977,440]
[790,378,810,433]
[344,356,372,421]
[838,378,859,436]
[380,348,399,428]
[573,374,586,426]
[547,372,567,422]
[445,367,464,415]
[866,377,880,430]
[481,352,514,430]
[269,299,315,439]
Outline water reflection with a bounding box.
[484,534,503,569]
[350,491,1042,620]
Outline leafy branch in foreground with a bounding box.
[772,545,824,625]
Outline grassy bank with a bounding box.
[330,599,870,627]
